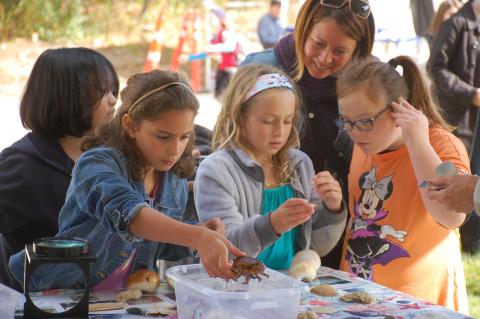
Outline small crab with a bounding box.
[231,256,269,284]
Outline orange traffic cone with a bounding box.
[170,9,195,71]
[170,8,203,92]
[190,9,202,92]
[144,6,166,72]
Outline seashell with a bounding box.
[310,284,337,296]
[289,249,321,282]
[126,269,161,293]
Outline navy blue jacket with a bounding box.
[9,145,189,290]
[0,133,74,290]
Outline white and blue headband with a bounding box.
[244,73,294,102]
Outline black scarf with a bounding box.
[273,34,345,177]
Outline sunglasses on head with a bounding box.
[320,0,371,19]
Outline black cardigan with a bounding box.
[0,133,74,290]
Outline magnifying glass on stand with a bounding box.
[23,237,96,319]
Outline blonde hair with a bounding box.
[212,64,302,183]
[337,55,452,130]
[292,0,375,82]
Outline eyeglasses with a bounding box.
[335,105,390,131]
[320,0,371,19]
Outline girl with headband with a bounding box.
[9,70,244,291]
[194,64,347,270]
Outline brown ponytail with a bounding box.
[388,56,451,130]
[337,55,452,130]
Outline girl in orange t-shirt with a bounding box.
[335,56,469,313]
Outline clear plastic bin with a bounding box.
[166,263,307,319]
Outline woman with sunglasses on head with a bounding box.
[241,0,375,269]
[335,55,469,313]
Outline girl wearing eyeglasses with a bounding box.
[241,0,375,269]
[336,55,469,313]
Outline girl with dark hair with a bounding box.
[0,47,119,291]
[9,70,243,291]
[336,56,469,312]
[242,0,376,268]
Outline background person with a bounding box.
[257,0,284,49]
[207,7,241,100]
[427,0,480,254]
[425,0,462,50]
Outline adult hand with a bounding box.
[269,198,315,235]
[198,217,225,235]
[472,88,480,107]
[194,228,245,279]
[312,171,343,213]
[390,99,429,149]
[426,175,480,213]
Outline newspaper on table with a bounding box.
[0,283,24,319]
[298,267,474,319]
[14,282,176,318]
[12,267,475,319]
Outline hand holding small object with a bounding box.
[312,171,342,213]
[427,174,480,214]
[419,161,458,190]
[194,227,245,279]
[269,198,315,235]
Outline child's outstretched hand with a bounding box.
[312,171,343,213]
[390,99,429,148]
[194,227,245,279]
[269,198,315,235]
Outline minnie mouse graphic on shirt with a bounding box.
[345,167,409,280]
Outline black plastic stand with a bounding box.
[23,244,96,318]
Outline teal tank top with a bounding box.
[257,184,299,270]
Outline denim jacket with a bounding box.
[9,146,188,290]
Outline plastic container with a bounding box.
[166,263,307,319]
